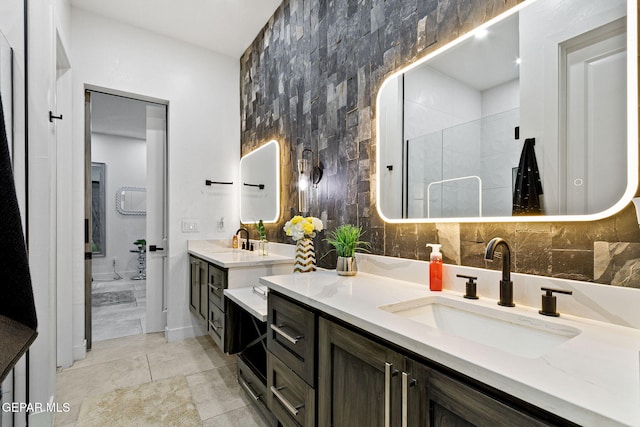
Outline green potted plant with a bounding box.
[256,219,268,256]
[324,224,371,276]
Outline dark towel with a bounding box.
[513,138,543,215]
[0,93,37,330]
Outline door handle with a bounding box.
[149,245,164,252]
[384,362,398,427]
[401,372,417,427]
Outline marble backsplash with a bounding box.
[239,0,640,289]
[594,241,640,287]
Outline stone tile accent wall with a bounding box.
[239,0,640,288]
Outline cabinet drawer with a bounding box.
[267,292,316,387]
[267,351,315,427]
[208,303,224,349]
[238,357,277,426]
[208,264,227,309]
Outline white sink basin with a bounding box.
[379,296,581,358]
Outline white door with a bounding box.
[145,104,167,333]
[564,22,626,214]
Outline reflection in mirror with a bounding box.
[240,140,280,223]
[116,186,146,216]
[0,31,12,163]
[377,0,637,222]
[91,162,106,256]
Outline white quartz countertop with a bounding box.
[260,270,640,426]
[188,240,293,268]
[224,286,268,322]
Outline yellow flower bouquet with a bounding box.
[283,215,323,241]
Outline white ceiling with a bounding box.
[70,0,282,58]
[427,13,520,91]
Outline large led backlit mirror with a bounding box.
[377,0,637,223]
[240,140,280,223]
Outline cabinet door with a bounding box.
[318,318,404,427]
[424,369,549,427]
[198,260,208,320]
[189,256,199,313]
[403,358,429,427]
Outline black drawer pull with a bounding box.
[270,324,303,344]
[271,386,303,416]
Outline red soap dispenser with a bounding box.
[426,244,443,291]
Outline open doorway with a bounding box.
[84,89,168,348]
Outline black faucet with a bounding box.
[484,237,514,307]
[236,228,249,250]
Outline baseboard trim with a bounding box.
[164,323,206,342]
[91,271,138,282]
[72,339,86,362]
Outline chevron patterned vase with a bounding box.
[294,238,316,273]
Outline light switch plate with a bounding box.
[181,219,199,233]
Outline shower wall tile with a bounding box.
[240,0,640,288]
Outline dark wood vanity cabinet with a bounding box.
[318,317,404,426]
[319,317,559,427]
[189,255,208,320]
[265,291,571,427]
[406,359,553,427]
[266,292,317,427]
[189,255,229,351]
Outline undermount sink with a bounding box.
[379,296,581,358]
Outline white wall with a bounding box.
[481,79,519,117]
[403,65,481,141]
[403,69,520,218]
[22,0,73,424]
[71,8,241,342]
[480,80,520,216]
[404,65,481,217]
[91,133,146,278]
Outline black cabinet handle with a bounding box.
[149,245,164,252]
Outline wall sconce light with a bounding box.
[298,148,323,214]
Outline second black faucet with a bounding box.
[484,237,515,307]
[236,227,249,250]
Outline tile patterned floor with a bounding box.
[92,279,146,342]
[54,333,269,427]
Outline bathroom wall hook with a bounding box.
[49,111,63,122]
